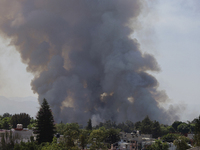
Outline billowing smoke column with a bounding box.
[0,0,178,125]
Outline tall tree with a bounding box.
[141,116,153,134]
[86,119,92,130]
[134,121,141,130]
[152,121,161,138]
[35,99,55,144]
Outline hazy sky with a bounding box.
[139,0,200,121]
[0,38,35,98]
[0,0,200,121]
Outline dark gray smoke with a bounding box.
[0,0,179,125]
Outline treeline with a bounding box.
[0,112,35,129]
[0,100,121,150]
[0,112,196,137]
[94,116,196,138]
[0,99,200,150]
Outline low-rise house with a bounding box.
[12,128,34,143]
[0,124,34,143]
[118,131,154,150]
[141,138,155,150]
[119,131,141,150]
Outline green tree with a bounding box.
[105,128,120,145]
[10,113,31,128]
[14,141,40,150]
[125,120,134,130]
[40,137,69,150]
[146,140,169,150]
[3,113,12,118]
[162,133,179,142]
[189,123,195,133]
[102,120,117,129]
[152,121,161,138]
[141,116,153,134]
[35,99,56,144]
[172,121,182,132]
[56,122,67,135]
[134,121,141,130]
[28,118,36,130]
[117,122,130,132]
[192,118,198,124]
[173,136,191,150]
[167,126,175,133]
[89,127,107,149]
[194,116,200,146]
[177,123,190,134]
[79,129,89,150]
[2,117,10,129]
[86,119,92,130]
[63,123,80,148]
[160,125,169,136]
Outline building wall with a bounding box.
[0,129,34,143]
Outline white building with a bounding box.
[0,124,34,143]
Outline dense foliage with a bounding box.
[0,108,199,149]
[146,140,169,150]
[173,136,191,150]
[152,121,161,138]
[94,120,135,133]
[141,116,153,134]
[0,113,12,130]
[162,133,179,142]
[34,99,56,144]
[10,113,31,128]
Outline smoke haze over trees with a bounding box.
[0,0,179,125]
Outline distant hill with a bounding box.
[0,96,40,118]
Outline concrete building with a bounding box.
[119,132,142,150]
[0,124,34,143]
[118,131,154,150]
[12,128,34,143]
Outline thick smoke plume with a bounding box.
[0,0,178,125]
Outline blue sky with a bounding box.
[0,0,200,121]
